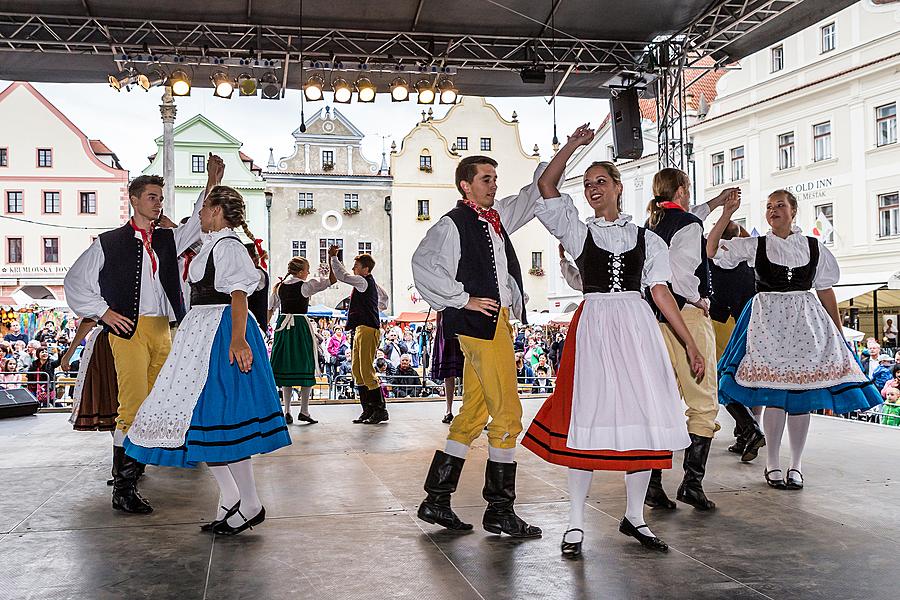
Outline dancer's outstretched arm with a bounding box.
[705,192,741,259]
[537,123,593,199]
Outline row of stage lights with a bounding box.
[109,64,458,104]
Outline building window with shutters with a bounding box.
[298,193,314,210]
[820,22,836,53]
[7,238,23,264]
[358,241,372,255]
[191,155,205,173]
[878,192,899,238]
[43,191,61,214]
[292,241,306,258]
[320,238,343,263]
[731,146,745,181]
[778,132,795,170]
[876,103,897,147]
[771,45,784,73]
[456,137,468,151]
[37,148,52,167]
[711,152,725,186]
[43,238,59,263]
[322,150,334,170]
[813,122,832,162]
[6,191,23,213]
[419,154,432,172]
[344,193,359,210]
[417,199,430,220]
[79,191,97,214]
[480,137,492,151]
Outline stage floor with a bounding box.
[0,400,897,600]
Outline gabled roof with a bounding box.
[153,114,243,145]
[292,107,365,139]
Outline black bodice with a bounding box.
[190,236,242,306]
[277,280,311,314]
[574,226,646,293]
[754,235,819,292]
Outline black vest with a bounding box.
[190,236,243,307]
[248,268,269,331]
[645,208,711,322]
[755,236,819,292]
[277,280,311,315]
[97,223,185,339]
[346,274,380,330]
[709,261,756,323]
[575,227,646,293]
[440,202,526,341]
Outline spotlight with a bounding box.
[390,77,409,102]
[519,65,546,84]
[169,69,192,96]
[415,80,435,104]
[139,67,167,91]
[211,71,235,99]
[355,78,376,103]
[304,75,324,101]
[438,79,458,104]
[108,68,134,91]
[238,73,258,96]
[332,78,352,104]
[260,72,281,99]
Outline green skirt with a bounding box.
[270,314,317,387]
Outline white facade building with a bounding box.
[0,81,128,303]
[390,96,552,315]
[690,0,900,338]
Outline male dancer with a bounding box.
[329,246,390,423]
[65,155,223,513]
[411,155,544,537]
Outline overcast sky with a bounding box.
[10,80,609,174]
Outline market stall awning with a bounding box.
[394,312,437,323]
[835,283,885,305]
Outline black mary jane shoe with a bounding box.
[213,506,266,536]
[764,468,787,490]
[561,528,584,559]
[618,518,668,552]
[284,412,294,425]
[200,500,241,532]
[297,412,318,424]
[785,468,804,490]
[441,413,454,424]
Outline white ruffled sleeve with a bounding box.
[213,238,261,295]
[814,241,840,290]
[712,236,758,270]
[642,230,673,289]
[533,193,588,259]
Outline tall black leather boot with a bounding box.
[112,446,153,514]
[416,450,473,530]
[364,387,389,424]
[352,385,375,423]
[482,460,542,538]
[644,468,676,509]
[725,402,765,462]
[677,434,716,511]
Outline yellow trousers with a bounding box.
[660,305,719,438]
[351,325,381,391]
[712,317,736,361]
[107,316,172,433]
[449,308,522,450]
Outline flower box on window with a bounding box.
[322,162,335,172]
[297,207,317,216]
[419,165,433,173]
[343,206,361,216]
[417,214,431,221]
[528,267,545,277]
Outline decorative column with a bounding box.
[160,87,177,216]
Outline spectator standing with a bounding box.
[861,338,881,379]
[884,318,898,347]
[515,352,534,385]
[403,330,421,368]
[326,326,349,381]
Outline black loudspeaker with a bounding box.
[609,88,644,160]
[0,387,40,419]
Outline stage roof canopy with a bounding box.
[0,0,856,98]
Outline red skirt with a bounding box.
[521,303,673,471]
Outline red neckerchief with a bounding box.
[657,201,684,211]
[181,248,196,281]
[462,199,503,236]
[130,219,157,275]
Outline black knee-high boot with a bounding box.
[677,434,716,511]
[111,446,153,514]
[482,461,542,538]
[644,468,676,509]
[364,387,389,424]
[417,450,472,530]
[724,402,765,462]
[352,385,375,423]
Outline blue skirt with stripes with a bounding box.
[125,307,291,468]
[718,301,882,415]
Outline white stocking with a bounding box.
[566,469,592,543]
[207,464,240,521]
[226,459,262,526]
[625,470,654,537]
[281,386,293,416]
[786,412,811,476]
[763,407,787,473]
[299,386,313,416]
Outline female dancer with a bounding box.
[522,125,703,557]
[124,185,291,535]
[61,318,118,432]
[710,190,881,489]
[430,312,464,424]
[267,256,335,424]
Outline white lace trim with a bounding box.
[68,327,100,424]
[126,305,225,448]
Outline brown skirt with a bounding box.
[73,331,119,431]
